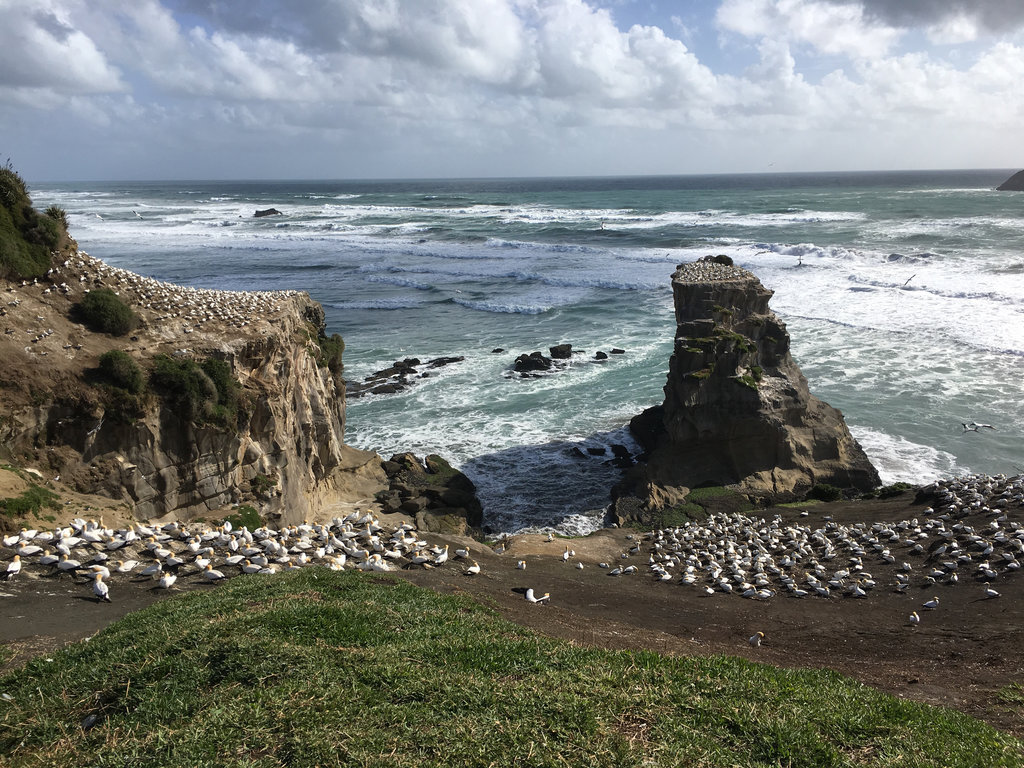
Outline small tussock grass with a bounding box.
[0,570,1020,767]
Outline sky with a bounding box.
[2,0,1024,181]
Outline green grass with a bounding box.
[223,504,262,531]
[997,684,1024,707]
[0,570,1019,767]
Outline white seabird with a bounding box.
[4,555,21,580]
[92,573,111,602]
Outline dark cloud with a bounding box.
[828,0,1024,33]
[166,0,362,51]
[33,11,75,43]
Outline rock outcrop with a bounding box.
[613,259,878,521]
[375,453,483,535]
[0,250,386,525]
[996,170,1024,191]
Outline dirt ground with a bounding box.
[2,493,1022,739]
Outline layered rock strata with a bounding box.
[0,251,386,525]
[614,259,878,520]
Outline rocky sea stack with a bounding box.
[996,170,1024,191]
[613,258,878,522]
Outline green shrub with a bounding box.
[151,354,240,429]
[0,161,64,280]
[76,288,138,336]
[808,483,843,502]
[98,350,145,394]
[317,332,345,373]
[44,205,68,230]
[0,201,52,280]
[877,481,914,499]
[223,504,262,531]
[250,474,276,497]
[200,357,239,426]
[0,485,60,520]
[0,160,27,211]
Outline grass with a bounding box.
[0,485,60,520]
[0,570,1019,767]
[223,504,262,531]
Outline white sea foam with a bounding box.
[852,427,966,485]
[32,173,1024,533]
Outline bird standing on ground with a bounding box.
[909,611,920,625]
[465,561,481,576]
[749,631,765,647]
[93,573,111,602]
[4,555,21,580]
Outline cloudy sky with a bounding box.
[3,0,1023,181]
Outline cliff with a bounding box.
[0,249,386,525]
[614,258,878,519]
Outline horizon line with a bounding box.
[27,166,1020,186]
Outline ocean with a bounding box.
[31,170,1024,533]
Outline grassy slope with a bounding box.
[0,570,1020,768]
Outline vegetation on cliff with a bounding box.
[0,569,1017,767]
[0,160,66,280]
[150,354,241,430]
[74,288,140,336]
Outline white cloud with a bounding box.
[0,0,124,93]
[925,13,980,45]
[3,0,1024,179]
[716,0,902,59]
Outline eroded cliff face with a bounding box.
[615,259,878,518]
[0,252,385,525]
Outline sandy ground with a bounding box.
[1,493,1022,738]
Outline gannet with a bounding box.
[203,564,226,581]
[984,583,1000,599]
[117,560,139,573]
[962,422,996,432]
[576,562,584,570]
[465,561,481,576]
[38,550,59,566]
[562,546,570,562]
[88,564,111,579]
[157,573,177,589]
[516,560,526,570]
[922,596,939,609]
[524,588,549,603]
[749,631,764,647]
[56,555,81,572]
[908,611,920,625]
[92,573,111,602]
[4,555,21,579]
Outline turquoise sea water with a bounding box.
[32,170,1024,532]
